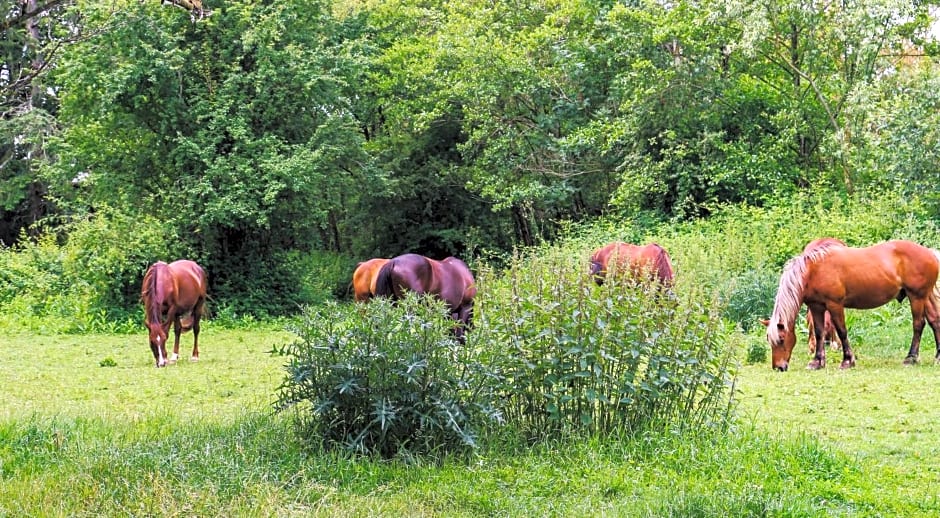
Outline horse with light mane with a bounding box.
[766,240,940,371]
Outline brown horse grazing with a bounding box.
[802,238,846,355]
[766,240,940,371]
[589,242,674,287]
[374,253,476,339]
[141,260,208,367]
[352,258,389,302]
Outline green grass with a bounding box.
[3,321,940,516]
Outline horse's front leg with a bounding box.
[904,298,929,364]
[452,303,474,344]
[167,308,182,364]
[806,306,827,370]
[827,306,855,369]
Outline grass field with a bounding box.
[3,321,940,516]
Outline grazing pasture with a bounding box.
[3,321,940,515]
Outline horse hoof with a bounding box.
[190,356,199,362]
[903,356,919,365]
[839,359,855,369]
[806,360,824,370]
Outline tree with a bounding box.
[48,0,378,313]
[712,0,940,191]
[0,0,74,244]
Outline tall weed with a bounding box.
[474,246,737,439]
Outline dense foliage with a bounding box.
[3,0,940,317]
[474,247,735,438]
[276,296,502,457]
[277,244,737,455]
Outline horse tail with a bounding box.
[652,244,675,285]
[141,262,165,326]
[931,249,940,308]
[374,259,396,298]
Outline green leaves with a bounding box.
[276,296,499,457]
[474,246,736,439]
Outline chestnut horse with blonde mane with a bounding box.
[589,242,674,287]
[141,260,207,367]
[766,240,940,371]
[352,258,389,302]
[374,253,476,340]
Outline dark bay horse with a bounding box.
[802,238,846,355]
[374,254,476,339]
[352,258,389,302]
[141,260,207,367]
[766,240,940,371]
[589,242,674,287]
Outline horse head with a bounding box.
[589,258,606,285]
[147,321,170,367]
[761,317,797,371]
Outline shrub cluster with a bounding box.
[0,208,179,333]
[277,245,738,456]
[475,247,736,438]
[274,297,502,457]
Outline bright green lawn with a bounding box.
[3,323,940,516]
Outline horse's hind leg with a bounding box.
[190,299,204,361]
[903,297,930,365]
[924,294,940,362]
[826,306,855,369]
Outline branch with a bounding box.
[0,0,72,33]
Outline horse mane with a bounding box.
[766,244,841,341]
[141,262,167,326]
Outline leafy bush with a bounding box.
[275,296,502,457]
[745,339,768,365]
[723,269,778,331]
[474,246,737,439]
[0,207,178,333]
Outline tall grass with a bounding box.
[474,246,737,438]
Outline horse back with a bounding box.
[375,254,432,299]
[807,241,938,307]
[167,260,207,310]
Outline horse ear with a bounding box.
[759,318,770,327]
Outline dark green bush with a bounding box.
[474,247,737,439]
[0,207,179,333]
[745,339,768,365]
[724,269,778,332]
[275,296,502,457]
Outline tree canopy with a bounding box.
[3,0,940,314]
